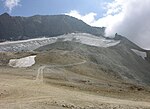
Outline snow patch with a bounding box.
[0,37,57,52]
[131,49,146,60]
[0,33,120,52]
[9,55,36,68]
[0,37,48,45]
[58,33,120,47]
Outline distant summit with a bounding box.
[0,12,10,17]
[0,13,105,41]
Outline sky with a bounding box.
[0,0,150,49]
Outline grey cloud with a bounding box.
[105,0,150,49]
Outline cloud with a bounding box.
[4,0,21,12]
[65,10,97,26]
[66,0,150,49]
[101,0,150,49]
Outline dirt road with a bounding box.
[0,64,150,109]
[36,60,87,82]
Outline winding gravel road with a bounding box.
[36,60,87,82]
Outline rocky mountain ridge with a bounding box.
[0,13,105,41]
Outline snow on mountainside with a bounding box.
[59,33,120,47]
[131,49,147,60]
[0,37,57,52]
[0,33,120,52]
[9,55,36,68]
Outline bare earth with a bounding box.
[0,66,150,109]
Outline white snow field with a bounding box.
[58,33,120,47]
[131,49,147,60]
[9,55,36,68]
[0,33,120,52]
[0,37,57,52]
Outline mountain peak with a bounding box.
[114,33,125,40]
[1,12,10,17]
[0,14,105,40]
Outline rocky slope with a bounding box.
[35,33,150,86]
[1,33,150,109]
[1,33,150,86]
[0,13,105,41]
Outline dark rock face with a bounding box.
[146,51,150,62]
[0,13,105,41]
